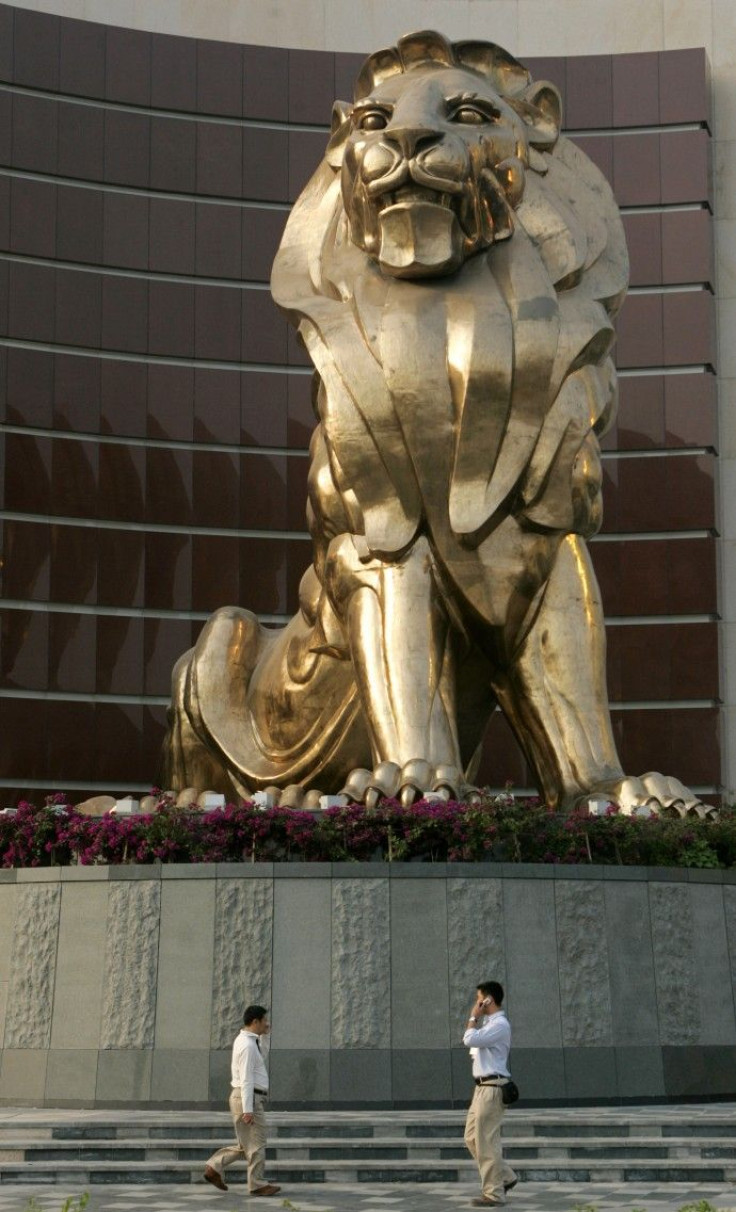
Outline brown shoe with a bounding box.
[471,1200,504,1208]
[251,1184,281,1196]
[204,1165,228,1192]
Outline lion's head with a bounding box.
[328,30,562,278]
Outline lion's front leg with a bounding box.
[325,533,464,805]
[494,534,702,814]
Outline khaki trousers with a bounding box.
[206,1088,268,1192]
[464,1084,517,1202]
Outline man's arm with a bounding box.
[463,1015,509,1048]
[240,1042,256,1121]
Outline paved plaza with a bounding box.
[0,1180,735,1212]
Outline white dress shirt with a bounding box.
[231,1029,269,1113]
[462,1010,511,1078]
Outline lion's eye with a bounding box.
[358,111,388,131]
[451,106,488,125]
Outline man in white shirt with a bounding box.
[204,1005,281,1197]
[462,981,518,1207]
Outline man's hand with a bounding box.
[242,1112,254,1124]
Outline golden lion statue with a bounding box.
[162,31,701,814]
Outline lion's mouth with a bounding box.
[376,185,455,212]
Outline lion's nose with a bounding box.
[383,125,439,159]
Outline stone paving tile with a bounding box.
[1,1183,736,1212]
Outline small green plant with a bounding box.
[677,1202,735,1212]
[24,1194,89,1212]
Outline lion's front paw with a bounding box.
[584,772,707,817]
[341,760,465,808]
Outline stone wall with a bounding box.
[1,863,735,1108]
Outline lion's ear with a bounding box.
[514,80,562,151]
[326,100,353,168]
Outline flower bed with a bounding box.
[0,792,733,869]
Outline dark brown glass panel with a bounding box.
[100,359,147,438]
[621,212,661,287]
[94,702,143,782]
[572,136,614,189]
[50,437,99,518]
[48,611,96,693]
[660,129,711,206]
[663,290,715,367]
[285,537,312,614]
[591,536,717,616]
[147,364,194,442]
[196,202,242,279]
[101,275,149,354]
[104,110,151,188]
[475,710,531,790]
[607,374,665,451]
[192,449,239,529]
[11,92,58,173]
[102,192,150,271]
[602,452,715,533]
[98,527,144,607]
[614,294,663,368]
[140,704,167,784]
[659,48,709,127]
[194,284,242,362]
[240,451,288,529]
[13,7,59,89]
[4,432,52,514]
[50,523,98,604]
[613,133,661,206]
[56,184,103,265]
[59,15,106,99]
[608,621,718,701]
[242,207,286,282]
[242,291,288,365]
[288,130,327,201]
[287,373,315,449]
[6,348,54,428]
[151,33,197,111]
[242,127,289,202]
[239,535,287,614]
[10,177,56,257]
[150,117,197,193]
[148,280,195,357]
[191,534,240,612]
[1,520,51,601]
[565,55,612,128]
[145,446,193,526]
[241,371,289,446]
[144,531,192,611]
[54,352,101,433]
[0,4,11,83]
[335,52,368,104]
[7,262,55,342]
[661,209,713,287]
[196,122,243,198]
[612,51,659,127]
[0,174,8,250]
[97,614,144,695]
[289,49,335,125]
[665,373,717,449]
[0,697,48,780]
[58,102,105,181]
[55,267,102,348]
[149,196,196,274]
[197,38,243,116]
[614,707,719,787]
[194,366,240,444]
[105,26,151,106]
[243,45,289,121]
[97,442,145,523]
[287,454,310,530]
[144,616,193,696]
[0,607,49,691]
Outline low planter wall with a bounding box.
[1,862,735,1108]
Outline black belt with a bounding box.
[475,1075,506,1085]
[255,1088,268,1096]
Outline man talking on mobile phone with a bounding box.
[462,981,518,1207]
[203,1005,281,1197]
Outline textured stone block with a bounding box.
[604,881,659,1045]
[691,886,736,1044]
[390,880,450,1049]
[0,885,18,1045]
[0,1048,48,1102]
[51,882,108,1049]
[329,1048,391,1103]
[268,1048,329,1104]
[151,1048,210,1102]
[4,884,61,1048]
[555,882,612,1046]
[502,881,562,1047]
[45,1048,99,1103]
[211,879,273,1049]
[331,879,390,1048]
[95,1048,152,1103]
[649,882,699,1044]
[155,879,215,1049]
[447,878,505,1031]
[272,880,331,1050]
[101,879,161,1050]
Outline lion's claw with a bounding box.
[584,772,708,817]
[342,760,465,806]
